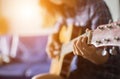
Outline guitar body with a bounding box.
[50,25,83,78]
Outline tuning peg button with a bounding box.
[109,46,117,55]
[102,47,108,56]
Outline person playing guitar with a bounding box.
[73,20,120,79]
[33,0,112,79]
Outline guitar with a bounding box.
[50,24,84,77]
[59,20,120,78]
[50,20,120,78]
[33,20,120,79]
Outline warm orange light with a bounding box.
[0,17,9,35]
[1,0,51,36]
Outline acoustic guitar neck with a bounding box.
[50,20,120,79]
[59,20,120,78]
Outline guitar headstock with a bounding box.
[91,20,120,47]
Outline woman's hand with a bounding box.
[73,36,109,65]
[46,33,61,59]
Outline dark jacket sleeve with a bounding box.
[90,0,113,30]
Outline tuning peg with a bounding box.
[117,23,120,27]
[104,38,111,43]
[106,25,113,29]
[109,46,117,55]
[98,27,104,31]
[102,47,108,56]
[114,37,120,41]
[96,40,102,45]
[114,22,120,26]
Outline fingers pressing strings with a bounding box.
[73,40,81,55]
[73,37,85,56]
[77,36,90,57]
[73,36,95,58]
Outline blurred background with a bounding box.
[0,0,52,79]
[0,0,120,79]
